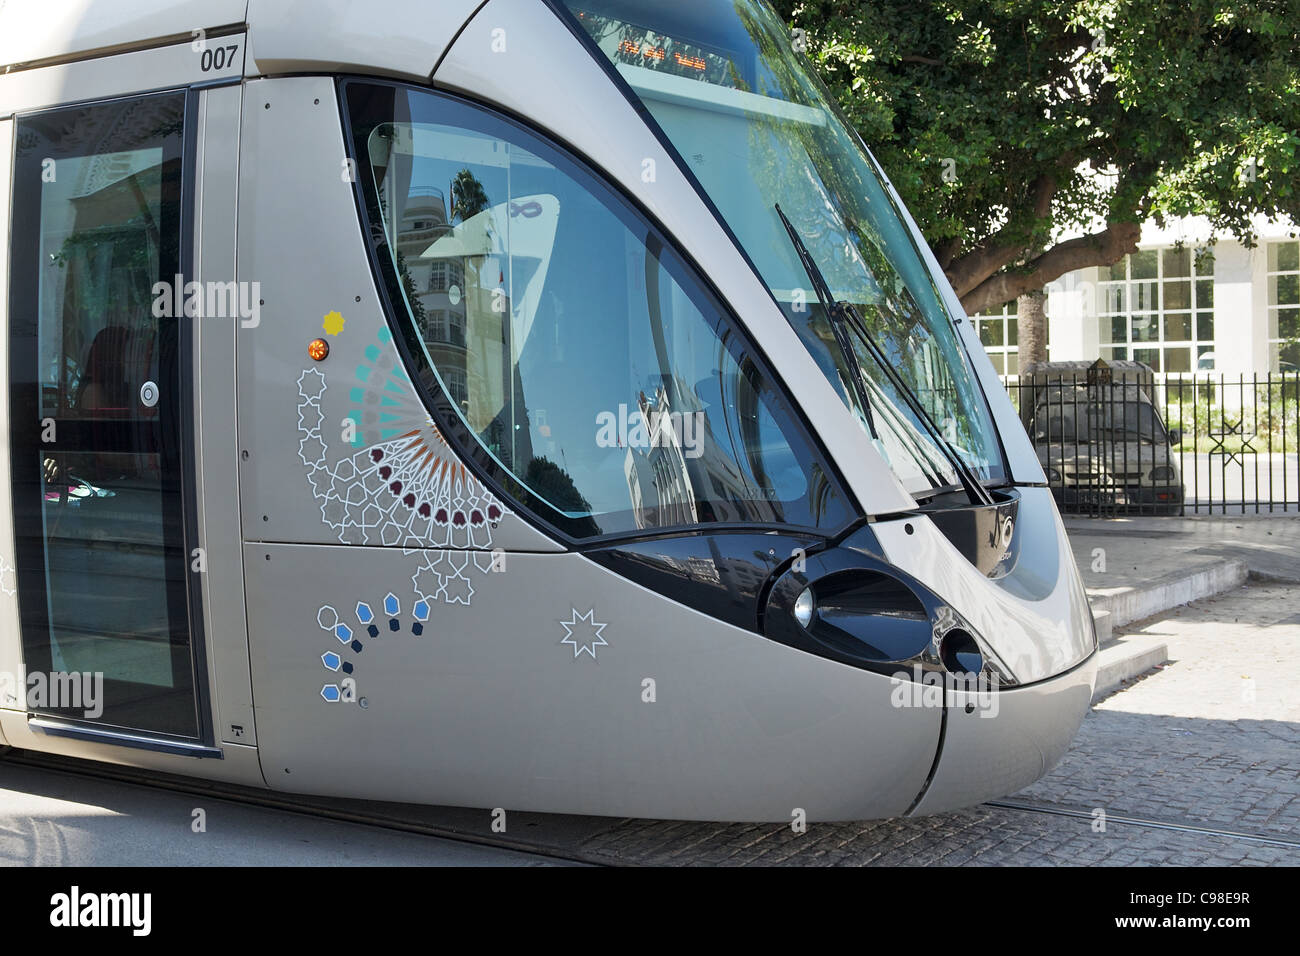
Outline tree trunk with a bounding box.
[1017,290,1047,369]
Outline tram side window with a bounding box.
[345,83,853,538]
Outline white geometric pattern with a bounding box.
[296,329,511,606]
[559,608,609,661]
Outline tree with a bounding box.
[450,168,490,223]
[775,0,1300,362]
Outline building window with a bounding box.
[976,299,1019,375]
[428,308,447,343]
[444,367,468,407]
[427,262,463,297]
[1097,247,1214,372]
[1267,240,1299,372]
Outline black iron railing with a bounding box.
[1000,372,1299,515]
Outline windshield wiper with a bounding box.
[774,204,880,445]
[775,203,995,508]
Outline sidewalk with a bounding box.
[1061,511,1300,699]
[1065,512,1300,591]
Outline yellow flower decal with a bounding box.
[322,310,345,336]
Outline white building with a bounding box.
[975,216,1299,377]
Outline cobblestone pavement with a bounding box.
[570,583,1300,865]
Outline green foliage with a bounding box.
[450,168,490,223]
[395,248,428,328]
[773,0,1300,308]
[1161,378,1300,449]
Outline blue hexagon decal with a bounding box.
[321,651,341,671]
[413,600,430,622]
[356,602,374,624]
[334,623,353,643]
[384,592,400,616]
[321,684,341,702]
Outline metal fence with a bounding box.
[1000,369,1300,516]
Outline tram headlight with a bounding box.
[764,548,1019,686]
[793,587,815,628]
[1046,467,1062,482]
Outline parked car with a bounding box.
[1019,360,1185,515]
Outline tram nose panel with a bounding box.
[907,650,1097,815]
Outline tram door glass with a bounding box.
[7,93,200,738]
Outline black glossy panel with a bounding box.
[813,606,934,663]
[939,629,984,675]
[585,531,823,632]
[922,487,1021,577]
[810,569,932,663]
[760,534,1009,681]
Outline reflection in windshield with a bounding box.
[564,0,1006,496]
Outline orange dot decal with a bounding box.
[308,338,330,361]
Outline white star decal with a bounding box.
[559,608,609,660]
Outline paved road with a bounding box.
[0,762,557,866]
[1181,452,1299,509]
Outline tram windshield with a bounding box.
[563,0,1007,496]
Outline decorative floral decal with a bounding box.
[297,326,508,552]
[299,326,518,705]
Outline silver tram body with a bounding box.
[0,0,1097,821]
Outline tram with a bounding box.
[0,0,1097,820]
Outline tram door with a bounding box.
[7,91,206,741]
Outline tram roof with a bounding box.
[0,0,486,79]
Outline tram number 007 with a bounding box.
[199,45,239,72]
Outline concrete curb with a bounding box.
[1087,558,1248,630]
[1091,608,1113,645]
[1247,568,1300,587]
[1092,635,1170,703]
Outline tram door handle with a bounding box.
[139,380,159,408]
